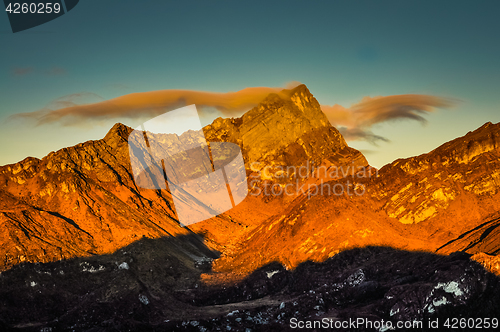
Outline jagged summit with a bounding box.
[242,84,327,124]
[204,84,366,170]
[104,122,133,142]
[1,87,499,330]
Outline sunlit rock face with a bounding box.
[203,84,368,177]
[380,122,500,225]
[0,84,367,271]
[0,122,191,271]
[213,121,500,276]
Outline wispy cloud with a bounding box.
[11,92,104,124]
[321,94,455,144]
[338,127,389,144]
[10,84,301,126]
[45,92,104,109]
[11,67,34,76]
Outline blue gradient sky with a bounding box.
[1,0,499,167]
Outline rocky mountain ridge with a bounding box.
[0,84,366,271]
[213,121,500,275]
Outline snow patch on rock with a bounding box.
[266,270,280,279]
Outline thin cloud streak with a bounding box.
[11,67,34,76]
[322,94,455,144]
[11,85,301,126]
[338,127,389,144]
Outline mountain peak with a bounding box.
[286,83,315,101]
[289,83,309,93]
[261,84,319,111]
[103,122,133,147]
[105,122,132,139]
[203,84,365,170]
[479,121,494,129]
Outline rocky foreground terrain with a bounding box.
[0,239,498,331]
